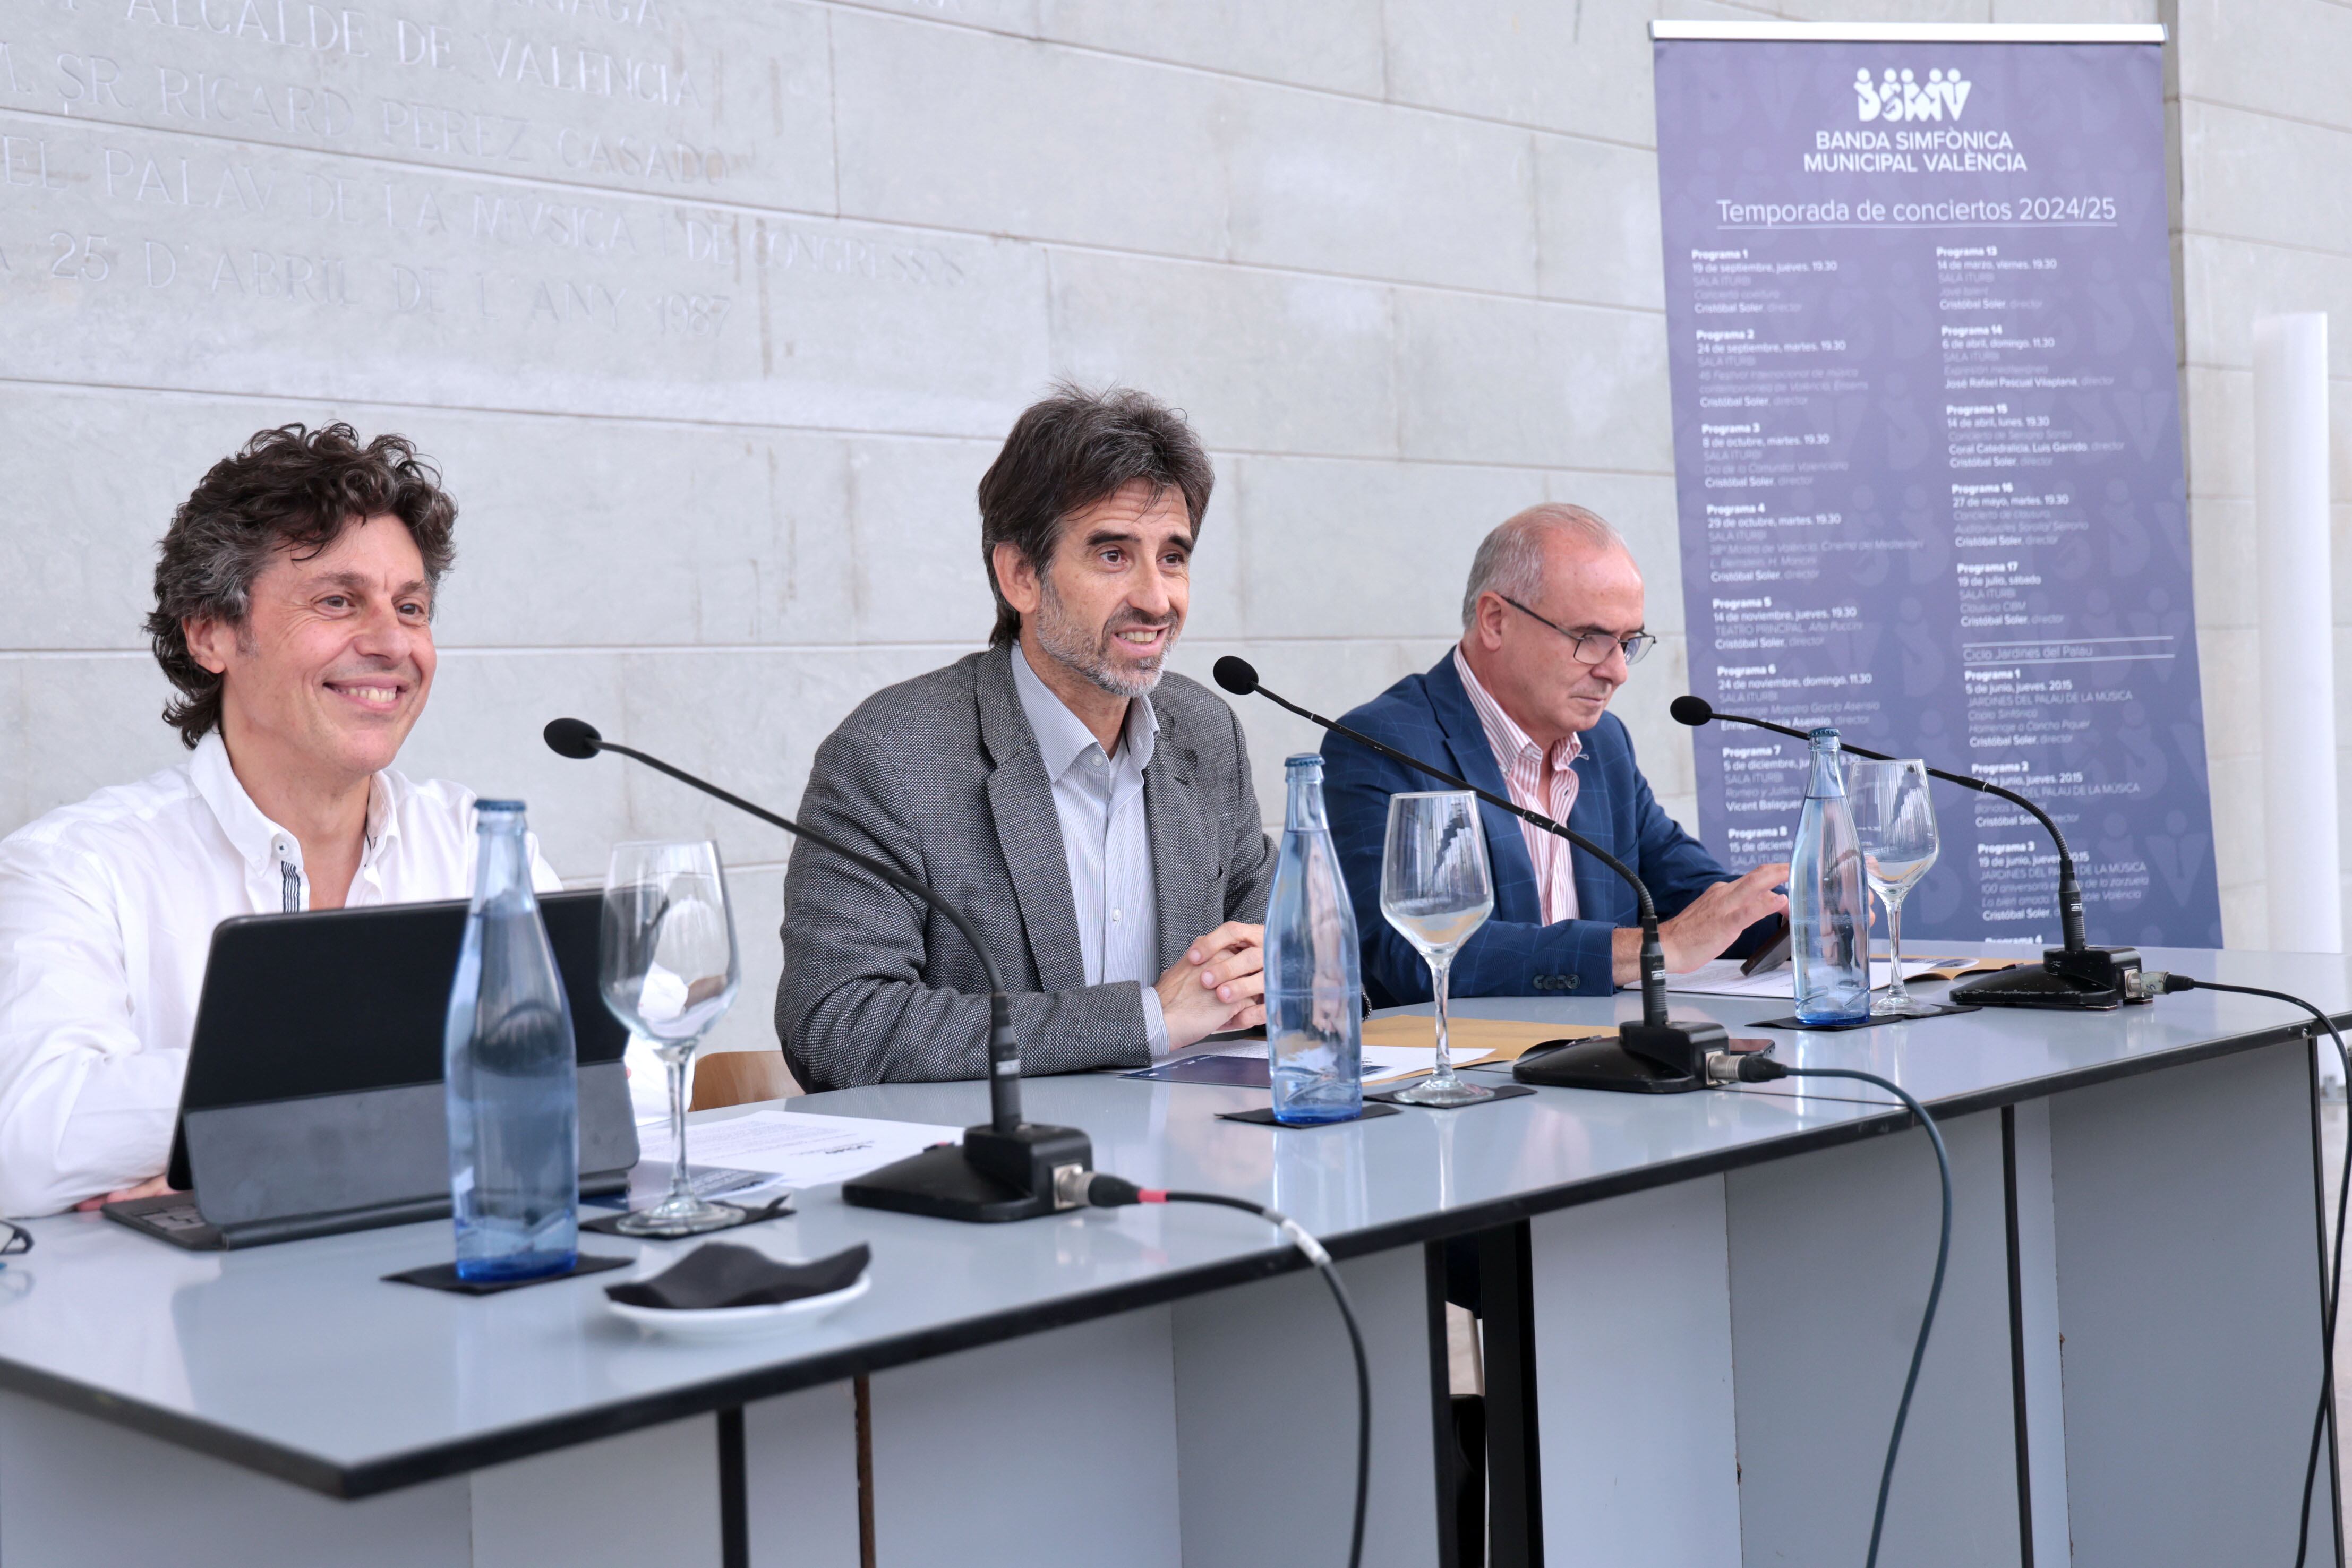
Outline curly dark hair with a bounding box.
[145,424,457,747]
[976,384,1214,648]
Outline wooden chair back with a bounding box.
[689,1049,800,1111]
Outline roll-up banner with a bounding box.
[1651,22,2220,948]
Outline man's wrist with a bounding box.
[1140,984,1172,1057]
[1611,926,1642,986]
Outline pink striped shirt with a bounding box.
[1453,647,1583,924]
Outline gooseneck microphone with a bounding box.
[542,718,1093,1221]
[1670,696,2148,1009]
[1212,658,1729,1092]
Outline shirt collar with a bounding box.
[1011,641,1158,781]
[1453,645,1583,771]
[189,730,402,872]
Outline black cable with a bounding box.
[1077,1177,1371,1568]
[2159,976,2350,1567]
[1738,1058,1951,1568]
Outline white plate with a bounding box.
[606,1272,870,1341]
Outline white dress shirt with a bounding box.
[1455,647,1583,924]
[1009,644,1169,1055]
[0,732,558,1216]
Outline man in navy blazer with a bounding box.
[1324,504,1787,1006]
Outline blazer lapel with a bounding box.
[1422,655,1545,926]
[1565,749,1624,924]
[975,645,1088,993]
[1144,705,1210,973]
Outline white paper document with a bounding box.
[1665,958,1941,999]
[639,1110,962,1188]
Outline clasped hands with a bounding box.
[1155,921,1267,1050]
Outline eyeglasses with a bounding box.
[1498,596,1657,667]
[0,1222,30,1265]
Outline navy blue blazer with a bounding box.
[1322,653,1763,1006]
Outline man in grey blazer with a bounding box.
[777,387,1276,1091]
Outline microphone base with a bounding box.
[1512,1019,1724,1095]
[841,1123,1094,1224]
[1951,946,2142,1011]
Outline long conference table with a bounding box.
[0,946,2342,1567]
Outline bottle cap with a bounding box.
[476,799,527,813]
[1807,727,1840,744]
[1284,753,1324,769]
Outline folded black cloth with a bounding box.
[604,1241,869,1311]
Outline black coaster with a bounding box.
[384,1253,632,1296]
[580,1194,794,1238]
[1749,1003,1980,1032]
[1216,1104,1404,1127]
[1366,1083,1538,1110]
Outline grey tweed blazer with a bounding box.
[775,644,1276,1092]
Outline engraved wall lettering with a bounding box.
[390,259,444,311]
[554,129,729,184]
[47,229,112,279]
[525,275,625,328]
[377,179,448,235]
[215,161,275,209]
[1,135,64,188]
[379,98,529,159]
[155,65,237,120]
[483,36,696,106]
[8,1,810,202]
[125,0,370,54]
[249,79,353,135]
[56,52,133,110]
[751,222,966,289]
[394,20,453,68]
[674,209,731,264]
[200,246,347,301]
[3,70,1019,401]
[501,0,671,29]
[649,288,728,335]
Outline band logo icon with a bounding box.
[1855,67,1973,122]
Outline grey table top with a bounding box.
[1,945,2344,1496]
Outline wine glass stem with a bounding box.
[664,1049,695,1207]
[1884,895,1908,1005]
[1429,956,1457,1088]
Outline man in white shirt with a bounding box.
[0,424,553,1216]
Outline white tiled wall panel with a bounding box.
[0,0,2322,1084]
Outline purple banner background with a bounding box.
[1653,37,2220,948]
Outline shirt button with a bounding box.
[1111,909,1122,922]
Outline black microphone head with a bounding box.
[1669,696,1714,727]
[1212,656,1260,697]
[543,717,604,759]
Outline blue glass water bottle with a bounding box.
[1264,755,1364,1124]
[1791,729,1870,1024]
[444,801,579,1281]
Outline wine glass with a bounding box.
[1843,758,1941,1018]
[1379,792,1496,1107]
[600,841,742,1236]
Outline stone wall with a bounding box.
[2164,0,2352,947]
[1,0,2313,1064]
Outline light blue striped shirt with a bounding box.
[1010,643,1169,1055]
